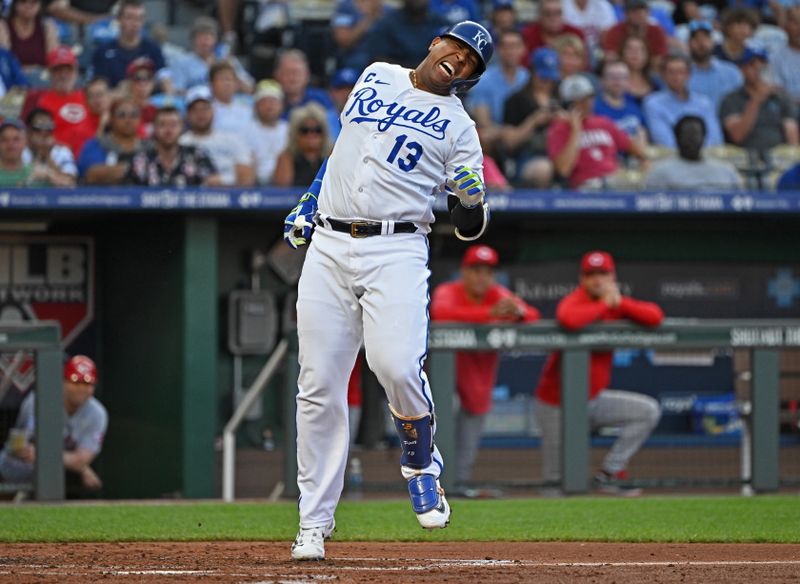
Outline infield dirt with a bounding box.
[1,542,798,583]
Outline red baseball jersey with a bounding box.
[547,114,631,188]
[34,90,93,157]
[431,281,540,415]
[535,286,664,406]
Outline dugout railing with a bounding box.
[278,319,798,496]
[0,321,64,501]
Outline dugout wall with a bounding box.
[2,194,799,499]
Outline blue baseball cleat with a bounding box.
[407,474,451,529]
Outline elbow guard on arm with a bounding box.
[448,194,489,241]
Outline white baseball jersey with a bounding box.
[294,61,486,530]
[318,62,484,230]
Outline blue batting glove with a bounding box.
[283,192,318,249]
[445,165,485,208]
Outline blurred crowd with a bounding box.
[0,0,799,190]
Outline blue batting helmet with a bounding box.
[441,20,494,94]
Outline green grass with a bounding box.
[0,496,798,543]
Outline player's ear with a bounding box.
[429,37,442,51]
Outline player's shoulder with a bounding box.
[357,61,408,84]
[84,397,109,422]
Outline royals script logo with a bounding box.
[345,87,452,140]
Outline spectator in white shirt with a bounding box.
[210,60,253,135]
[180,85,254,186]
[562,0,616,56]
[23,107,76,186]
[246,80,289,185]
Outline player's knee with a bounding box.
[370,355,418,391]
[642,396,661,430]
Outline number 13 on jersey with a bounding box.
[386,134,423,172]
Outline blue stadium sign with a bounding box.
[0,187,799,213]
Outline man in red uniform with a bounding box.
[548,74,649,189]
[534,250,663,495]
[22,46,93,157]
[431,245,540,489]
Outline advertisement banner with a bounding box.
[0,236,94,393]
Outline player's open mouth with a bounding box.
[439,61,454,79]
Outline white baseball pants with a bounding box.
[295,226,443,528]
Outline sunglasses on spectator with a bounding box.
[131,73,153,82]
[114,109,141,119]
[29,123,54,132]
[299,126,323,135]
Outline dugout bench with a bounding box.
[282,319,797,496]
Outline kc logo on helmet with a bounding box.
[473,31,488,49]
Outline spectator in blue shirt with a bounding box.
[88,0,166,88]
[168,16,253,94]
[687,20,743,112]
[777,162,800,190]
[488,0,520,41]
[466,29,529,149]
[332,0,387,72]
[327,67,360,140]
[77,97,143,184]
[367,0,450,69]
[713,7,759,64]
[594,60,647,147]
[644,52,724,148]
[429,0,480,25]
[0,46,28,97]
[274,49,335,122]
[727,0,783,25]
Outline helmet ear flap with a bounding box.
[450,77,480,95]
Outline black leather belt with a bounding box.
[325,218,417,238]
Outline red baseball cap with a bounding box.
[126,56,156,78]
[64,355,97,384]
[462,244,499,267]
[580,250,615,274]
[47,46,77,69]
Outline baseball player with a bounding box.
[0,355,107,495]
[534,251,663,496]
[283,21,494,561]
[430,244,540,490]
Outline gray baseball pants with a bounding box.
[534,390,661,482]
[455,408,486,484]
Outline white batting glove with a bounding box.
[445,165,485,208]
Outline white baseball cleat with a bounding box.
[415,490,451,529]
[290,518,336,561]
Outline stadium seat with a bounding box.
[704,144,750,167]
[767,144,800,173]
[644,144,676,162]
[605,168,644,191]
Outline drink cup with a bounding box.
[8,428,27,452]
